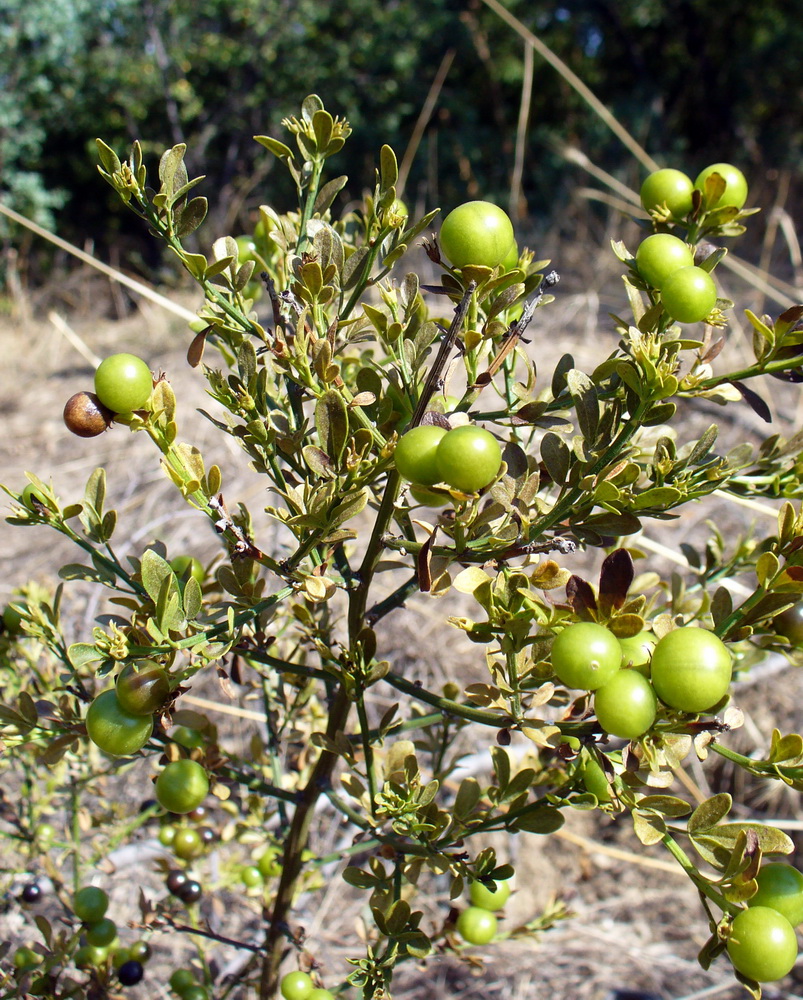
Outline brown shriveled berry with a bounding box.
[63,391,114,438]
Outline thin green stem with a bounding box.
[383,670,511,727]
[660,830,736,915]
[356,695,378,818]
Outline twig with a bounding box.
[397,49,455,198]
[553,826,683,875]
[48,311,102,368]
[478,0,659,171]
[0,200,198,321]
[509,42,534,223]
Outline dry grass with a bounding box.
[2,225,803,1000]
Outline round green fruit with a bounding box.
[85,917,117,947]
[257,849,282,878]
[2,603,25,635]
[241,865,263,888]
[170,725,206,749]
[13,946,40,970]
[726,906,797,982]
[86,690,154,756]
[469,878,511,911]
[21,483,48,510]
[115,660,169,716]
[439,201,515,269]
[170,555,204,586]
[594,669,657,740]
[650,627,732,713]
[550,622,622,691]
[393,425,447,486]
[435,425,502,493]
[172,827,203,860]
[456,906,498,945]
[660,266,718,324]
[280,971,314,1000]
[169,968,198,993]
[635,234,694,289]
[73,886,109,923]
[695,163,748,210]
[75,944,108,969]
[94,354,153,413]
[749,863,803,927]
[180,987,209,1000]
[155,759,209,814]
[618,631,656,676]
[640,168,695,218]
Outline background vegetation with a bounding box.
[3,0,803,282]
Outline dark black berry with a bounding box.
[166,870,188,896]
[20,881,42,904]
[118,960,145,986]
[198,826,216,846]
[176,878,202,904]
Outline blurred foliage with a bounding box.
[2,0,802,276]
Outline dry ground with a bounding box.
[2,217,803,1000]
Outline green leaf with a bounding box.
[508,804,564,834]
[398,930,431,958]
[315,389,349,464]
[84,467,106,516]
[540,432,571,485]
[632,810,666,846]
[688,793,732,834]
[254,135,294,161]
[140,548,173,605]
[631,486,682,510]
[384,898,411,935]
[342,866,377,889]
[183,577,202,621]
[302,445,334,478]
[58,562,116,586]
[176,196,208,237]
[566,368,599,443]
[692,823,793,869]
[637,795,692,817]
[68,643,103,668]
[454,777,482,818]
[379,144,399,193]
[490,746,510,793]
[95,138,121,175]
[756,550,779,589]
[330,488,368,529]
[313,175,349,217]
[711,586,733,628]
[342,246,371,290]
[768,729,803,764]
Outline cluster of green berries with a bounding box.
[63,352,152,437]
[72,886,150,986]
[394,423,502,495]
[456,875,513,945]
[240,845,282,890]
[552,622,732,742]
[634,163,748,324]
